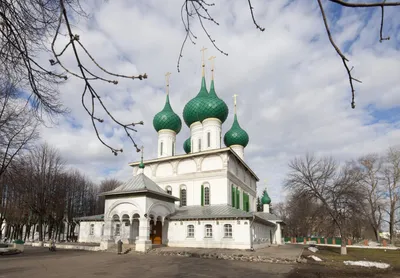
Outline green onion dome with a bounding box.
[183,137,191,154]
[202,79,229,123]
[261,190,271,205]
[182,77,209,127]
[224,114,249,147]
[153,94,182,134]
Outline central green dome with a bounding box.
[182,77,209,127]
[202,79,229,123]
[224,114,249,147]
[261,190,271,205]
[153,94,182,134]
[183,137,191,154]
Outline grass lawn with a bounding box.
[302,245,400,276]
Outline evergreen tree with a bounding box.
[256,196,261,212]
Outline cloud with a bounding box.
[36,0,400,203]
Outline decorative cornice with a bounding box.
[151,169,227,184]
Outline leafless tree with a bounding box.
[95,178,122,214]
[179,0,400,109]
[0,0,147,156]
[352,153,385,242]
[0,78,39,178]
[381,146,400,244]
[284,153,364,255]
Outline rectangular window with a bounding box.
[205,224,213,238]
[172,141,175,156]
[204,187,210,205]
[224,224,232,238]
[160,142,163,156]
[198,139,201,151]
[207,132,211,147]
[180,188,187,207]
[187,225,194,238]
[89,224,94,235]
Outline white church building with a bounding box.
[76,56,284,252]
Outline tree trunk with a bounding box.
[340,235,347,255]
[38,217,43,242]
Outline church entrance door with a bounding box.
[150,220,162,245]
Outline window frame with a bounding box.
[224,224,232,238]
[207,132,211,147]
[204,186,210,206]
[180,187,187,207]
[187,225,195,238]
[166,186,172,195]
[160,141,164,156]
[89,224,94,235]
[204,224,213,238]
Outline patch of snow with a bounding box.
[343,261,390,269]
[308,247,318,253]
[308,255,322,262]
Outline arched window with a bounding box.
[231,184,235,207]
[115,223,120,236]
[224,224,232,238]
[204,185,210,205]
[89,224,94,235]
[172,141,175,156]
[166,186,172,195]
[204,224,213,238]
[187,225,194,238]
[160,141,164,156]
[180,186,187,207]
[207,132,211,147]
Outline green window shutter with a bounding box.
[201,184,204,206]
[236,188,239,209]
[231,185,235,207]
[246,194,249,212]
[242,191,245,211]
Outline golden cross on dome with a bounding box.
[208,56,216,80]
[233,94,238,114]
[165,72,171,95]
[200,46,207,76]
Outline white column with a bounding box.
[157,129,176,158]
[276,223,282,245]
[135,217,152,252]
[230,145,244,160]
[202,118,222,151]
[190,122,203,153]
[100,218,114,250]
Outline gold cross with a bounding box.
[208,56,216,80]
[264,179,268,189]
[165,72,171,94]
[233,94,238,114]
[200,46,207,76]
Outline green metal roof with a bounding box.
[261,190,271,205]
[224,114,249,147]
[153,94,182,134]
[182,77,209,127]
[183,137,191,154]
[204,79,229,123]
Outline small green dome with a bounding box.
[224,114,249,147]
[183,137,191,154]
[153,94,182,134]
[183,77,209,127]
[139,161,145,169]
[202,80,229,123]
[261,190,271,205]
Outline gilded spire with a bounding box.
[233,94,238,115]
[200,46,207,77]
[208,56,216,80]
[165,72,171,95]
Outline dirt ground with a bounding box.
[1,246,399,278]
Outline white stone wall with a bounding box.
[167,219,251,249]
[202,118,222,151]
[190,122,203,153]
[78,222,104,243]
[157,129,176,158]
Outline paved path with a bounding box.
[0,247,294,278]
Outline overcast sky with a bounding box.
[39,0,400,203]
